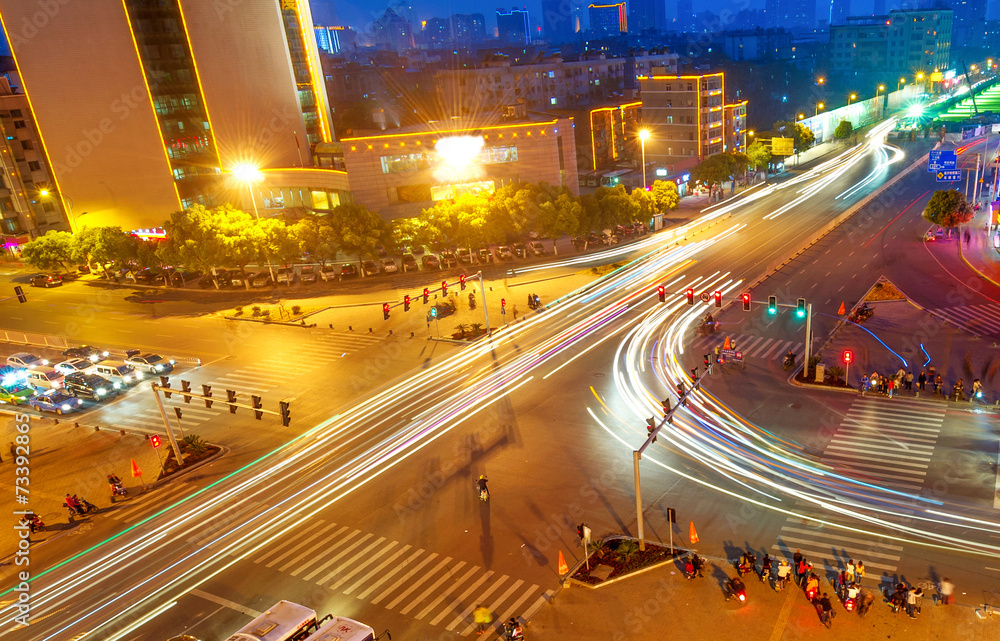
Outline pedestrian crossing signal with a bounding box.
[843,350,853,364]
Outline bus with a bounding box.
[304,616,376,641]
[222,601,381,641]
[600,169,631,187]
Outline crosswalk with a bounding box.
[930,303,1000,338]
[247,519,552,636]
[113,403,220,433]
[690,332,804,361]
[771,397,946,577]
[107,481,199,524]
[303,332,385,359]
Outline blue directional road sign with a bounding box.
[928,150,957,172]
[935,169,962,182]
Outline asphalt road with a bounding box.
[5,128,998,641]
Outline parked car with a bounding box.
[199,268,229,289]
[30,273,63,288]
[6,353,48,369]
[379,258,398,273]
[299,265,317,283]
[228,271,246,288]
[421,255,441,269]
[54,359,95,376]
[440,250,458,268]
[456,248,473,264]
[401,254,418,272]
[477,248,493,264]
[512,243,527,258]
[275,267,296,285]
[169,269,201,287]
[62,345,109,363]
[64,372,118,400]
[28,390,82,414]
[250,272,272,288]
[135,268,165,285]
[319,264,338,282]
[340,264,358,279]
[361,260,380,277]
[527,241,546,256]
[410,245,425,255]
[495,245,512,260]
[125,352,175,374]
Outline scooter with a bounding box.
[849,305,874,323]
[23,514,45,533]
[468,294,476,310]
[725,577,748,604]
[110,481,128,502]
[783,353,796,370]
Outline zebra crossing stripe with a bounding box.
[775,535,902,561]
[301,531,371,580]
[428,570,495,626]
[771,543,900,573]
[829,433,935,450]
[345,545,413,596]
[446,575,508,632]
[496,585,541,629]
[458,579,525,636]
[356,548,426,600]
[371,552,439,605]
[324,538,395,587]
[835,427,940,444]
[317,536,387,585]
[840,418,941,434]
[760,339,786,360]
[258,521,327,567]
[398,561,468,615]
[824,443,932,462]
[743,336,767,354]
[113,483,193,521]
[387,556,454,610]
[284,528,365,575]
[415,565,480,620]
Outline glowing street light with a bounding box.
[876,84,885,97]
[638,128,650,189]
[815,102,825,116]
[897,77,906,91]
[848,93,857,105]
[230,163,274,283]
[917,72,924,80]
[817,77,826,85]
[797,113,805,120]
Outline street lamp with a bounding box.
[848,93,857,105]
[917,72,924,80]
[815,102,825,116]
[897,78,906,91]
[638,128,650,188]
[817,77,825,85]
[797,113,805,120]
[39,189,86,233]
[231,163,274,283]
[876,84,885,97]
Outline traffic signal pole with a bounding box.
[477,271,491,335]
[151,385,185,465]
[804,303,813,378]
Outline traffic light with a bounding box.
[685,288,695,305]
[657,285,665,302]
[279,401,291,427]
[460,274,467,290]
[714,291,722,308]
[768,295,778,315]
[174,407,183,421]
[227,389,238,414]
[150,435,161,448]
[423,287,430,304]
[403,295,411,311]
[662,398,673,423]
[430,306,438,319]
[691,367,699,380]
[843,350,853,365]
[796,298,806,318]
[501,298,506,310]
[251,395,263,420]
[646,417,657,443]
[14,286,26,303]
[202,384,213,408]
[181,380,191,404]
[442,280,448,295]
[383,303,390,321]
[160,376,171,398]
[742,292,751,311]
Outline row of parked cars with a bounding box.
[1,346,175,414]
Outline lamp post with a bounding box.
[638,129,650,189]
[897,78,906,91]
[40,189,87,233]
[815,102,825,116]
[232,164,275,283]
[848,93,857,105]
[876,84,885,97]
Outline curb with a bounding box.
[222,314,318,327]
[957,233,1000,290]
[154,443,229,484]
[563,535,688,590]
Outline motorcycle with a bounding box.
[110,481,128,502]
[697,320,720,336]
[503,619,524,641]
[760,565,771,584]
[476,477,489,502]
[725,577,747,604]
[849,305,874,323]
[782,354,796,370]
[468,293,477,310]
[22,514,45,534]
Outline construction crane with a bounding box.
[960,60,980,117]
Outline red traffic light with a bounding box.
[657,285,665,302]
[150,435,161,448]
[742,292,751,311]
[843,350,853,364]
[442,280,448,295]
[383,303,390,320]
[685,288,694,305]
[501,298,506,308]
[460,274,467,290]
[403,295,411,311]
[423,287,429,303]
[714,290,722,308]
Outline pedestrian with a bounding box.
[792,549,803,579]
[937,577,954,605]
[860,374,868,396]
[845,559,856,584]
[684,556,695,579]
[473,604,493,636]
[887,377,894,398]
[692,553,706,577]
[798,558,812,587]
[512,304,518,320]
[819,593,834,623]
[855,560,865,584]
[906,586,919,617]
[934,374,942,395]
[964,229,971,246]
[918,371,926,391]
[905,371,913,391]
[527,293,533,308]
[714,345,721,363]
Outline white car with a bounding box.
[6,353,48,369]
[319,264,338,282]
[54,359,95,376]
[125,353,175,374]
[379,258,398,273]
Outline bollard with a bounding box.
[369,328,373,333]
[329,323,334,329]
[94,425,100,431]
[411,332,415,338]
[120,429,126,436]
[54,419,59,425]
[388,329,393,335]
[349,325,353,331]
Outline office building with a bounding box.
[374,7,416,51]
[639,71,726,164]
[314,25,357,54]
[830,10,952,74]
[436,52,678,114]
[341,111,578,219]
[765,0,816,30]
[723,28,794,60]
[497,8,531,44]
[0,75,67,241]
[944,0,987,50]
[589,3,628,35]
[542,0,578,42]
[422,13,487,45]
[676,0,693,31]
[830,0,850,25]
[0,0,335,230]
[629,0,665,32]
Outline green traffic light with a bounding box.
[768,307,777,315]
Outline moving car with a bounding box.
[64,372,118,400]
[93,362,143,386]
[25,368,64,390]
[319,264,337,282]
[6,353,48,369]
[30,273,63,288]
[54,359,95,376]
[0,383,35,405]
[527,240,546,256]
[401,254,418,272]
[361,260,380,277]
[379,258,398,273]
[29,390,82,414]
[125,353,175,374]
[299,266,317,283]
[421,255,441,269]
[440,250,458,268]
[62,345,109,363]
[340,264,358,279]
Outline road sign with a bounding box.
[936,169,962,182]
[928,150,957,172]
[719,348,744,363]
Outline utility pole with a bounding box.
[804,303,813,378]
[633,450,644,550]
[477,271,491,334]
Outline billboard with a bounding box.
[772,137,794,155]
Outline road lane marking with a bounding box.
[189,589,261,617]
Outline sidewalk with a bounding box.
[958,223,1000,290]
[529,555,985,641]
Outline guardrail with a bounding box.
[0,329,202,364]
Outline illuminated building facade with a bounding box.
[0,0,334,229]
[588,3,627,35]
[314,25,357,54]
[497,8,531,44]
[724,101,748,152]
[639,71,726,164]
[830,10,952,74]
[341,113,578,219]
[560,101,641,171]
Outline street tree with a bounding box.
[649,180,680,212]
[259,218,301,282]
[746,142,771,180]
[834,120,854,139]
[327,203,387,261]
[923,189,974,231]
[773,121,815,152]
[215,207,262,288]
[158,205,228,286]
[20,230,75,272]
[537,192,581,254]
[596,184,639,228]
[691,152,737,188]
[295,216,340,266]
[630,186,656,220]
[74,226,138,280]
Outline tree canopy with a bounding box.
[691,152,749,187]
[746,141,771,173]
[923,189,974,229]
[20,231,74,271]
[771,121,815,152]
[833,120,854,139]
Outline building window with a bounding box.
[42,201,54,212]
[380,152,430,174]
[13,120,25,129]
[482,145,518,163]
[550,97,557,105]
[20,140,32,150]
[28,161,40,171]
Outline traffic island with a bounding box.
[224,303,326,326]
[568,536,681,588]
[157,435,222,480]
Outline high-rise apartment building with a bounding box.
[830,0,850,25]
[374,7,416,51]
[497,8,531,44]
[589,3,628,35]
[943,0,987,50]
[314,25,357,54]
[676,0,693,31]
[723,101,748,153]
[0,0,334,229]
[629,0,665,32]
[830,10,952,74]
[639,71,726,164]
[765,0,816,30]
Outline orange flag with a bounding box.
[130,458,142,478]
[689,521,700,544]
